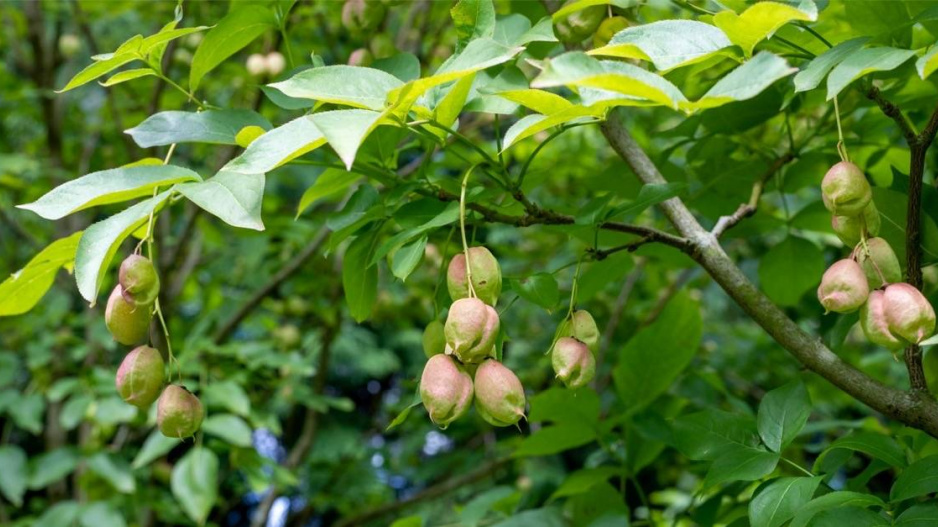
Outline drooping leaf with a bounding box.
[502,106,601,149]
[372,202,459,264]
[683,52,796,112]
[613,292,702,411]
[269,65,404,111]
[126,110,271,148]
[917,45,938,80]
[171,447,219,525]
[177,171,265,230]
[297,169,360,218]
[224,115,326,174]
[18,163,199,220]
[794,37,870,92]
[0,446,27,506]
[190,5,276,90]
[589,20,733,71]
[311,109,391,169]
[78,502,126,527]
[74,191,172,303]
[343,233,380,323]
[85,452,136,493]
[132,431,180,469]
[0,231,82,317]
[894,503,938,526]
[28,448,79,490]
[713,1,818,57]
[58,53,139,92]
[704,445,780,488]
[748,476,823,527]
[100,68,157,87]
[202,414,253,448]
[390,236,427,282]
[672,409,760,460]
[890,455,938,502]
[757,380,811,452]
[815,432,908,470]
[826,47,917,100]
[790,491,886,527]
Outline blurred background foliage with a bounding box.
[2,0,938,526]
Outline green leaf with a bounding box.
[495,89,572,115]
[528,387,600,427]
[531,52,687,109]
[372,202,459,265]
[613,292,702,411]
[202,380,251,416]
[704,446,780,488]
[86,452,135,493]
[343,233,379,323]
[462,486,517,527]
[826,47,917,100]
[132,431,180,469]
[757,380,811,452]
[18,163,199,220]
[297,169,360,218]
[589,20,733,71]
[451,0,496,47]
[28,448,79,490]
[74,191,172,303]
[757,236,825,307]
[390,236,427,282]
[0,231,82,317]
[809,507,889,526]
[713,1,817,57]
[373,53,422,82]
[171,447,219,525]
[224,115,326,174]
[100,68,157,87]
[385,393,422,432]
[917,44,938,80]
[794,37,870,92]
[606,183,686,221]
[818,432,907,470]
[8,392,45,434]
[672,409,759,460]
[79,502,126,527]
[489,508,565,527]
[388,38,523,116]
[190,5,275,91]
[890,455,938,502]
[749,476,822,527]
[683,52,796,112]
[311,109,391,170]
[790,491,886,527]
[34,501,81,527]
[0,446,27,506]
[126,110,271,148]
[202,413,253,447]
[514,424,597,457]
[60,394,93,430]
[58,53,139,92]
[177,171,265,231]
[550,467,623,500]
[509,273,559,310]
[390,516,424,527]
[895,503,938,526]
[431,73,476,134]
[502,108,600,150]
[269,65,404,111]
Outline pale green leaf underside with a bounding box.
[224,115,326,175]
[589,20,733,71]
[826,47,917,100]
[177,171,265,231]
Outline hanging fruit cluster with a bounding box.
[107,254,203,438]
[817,161,936,349]
[421,247,526,429]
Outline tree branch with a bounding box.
[905,142,929,391]
[711,152,797,238]
[600,110,938,438]
[921,100,938,149]
[865,85,917,145]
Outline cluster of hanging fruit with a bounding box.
[420,247,526,428]
[106,254,203,438]
[817,161,936,348]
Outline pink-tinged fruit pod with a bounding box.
[831,201,880,246]
[551,337,596,388]
[857,237,901,289]
[860,291,905,350]
[883,283,936,344]
[116,345,165,408]
[105,285,152,346]
[156,385,204,439]
[119,254,160,306]
[821,162,872,216]
[473,360,526,427]
[447,247,502,306]
[444,298,499,364]
[420,354,473,428]
[817,259,869,313]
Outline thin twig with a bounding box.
[710,152,797,238]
